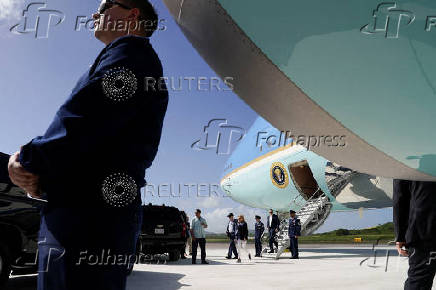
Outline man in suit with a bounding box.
[254,215,265,257]
[225,213,238,259]
[7,1,168,289]
[393,179,436,290]
[288,210,301,259]
[267,209,280,253]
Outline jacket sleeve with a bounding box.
[393,179,411,243]
[275,215,280,230]
[18,47,162,176]
[296,219,301,236]
[244,223,248,240]
[288,220,291,237]
[261,222,265,235]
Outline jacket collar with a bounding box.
[106,34,150,50]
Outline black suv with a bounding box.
[137,204,187,261]
[0,152,42,286]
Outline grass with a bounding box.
[205,222,395,244]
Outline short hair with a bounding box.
[196,209,201,213]
[123,0,159,37]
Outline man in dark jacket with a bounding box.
[267,209,280,253]
[7,1,168,289]
[225,213,238,259]
[254,215,265,257]
[393,179,436,290]
[288,210,301,259]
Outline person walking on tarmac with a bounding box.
[225,213,238,259]
[236,215,251,263]
[267,209,280,253]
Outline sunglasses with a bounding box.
[98,0,132,14]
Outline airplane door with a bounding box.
[288,160,324,201]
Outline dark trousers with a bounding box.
[37,206,142,290]
[227,236,238,258]
[255,237,262,256]
[192,238,206,262]
[404,246,436,290]
[268,229,278,251]
[289,237,299,258]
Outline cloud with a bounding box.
[197,197,221,209]
[0,0,25,22]
[202,205,267,233]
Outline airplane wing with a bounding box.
[163,0,436,181]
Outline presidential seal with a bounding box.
[270,162,289,189]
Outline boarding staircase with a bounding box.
[262,191,331,259]
[262,164,358,259]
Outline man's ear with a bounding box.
[127,8,141,21]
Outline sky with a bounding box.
[0,0,393,233]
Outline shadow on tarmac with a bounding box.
[128,270,188,290]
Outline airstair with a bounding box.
[262,191,331,259]
[262,163,357,259]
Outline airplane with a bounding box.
[162,0,436,181]
[220,116,394,258]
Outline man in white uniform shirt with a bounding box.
[190,209,208,264]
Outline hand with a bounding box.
[396,242,409,256]
[8,151,41,198]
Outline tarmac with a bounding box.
[6,243,435,290]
